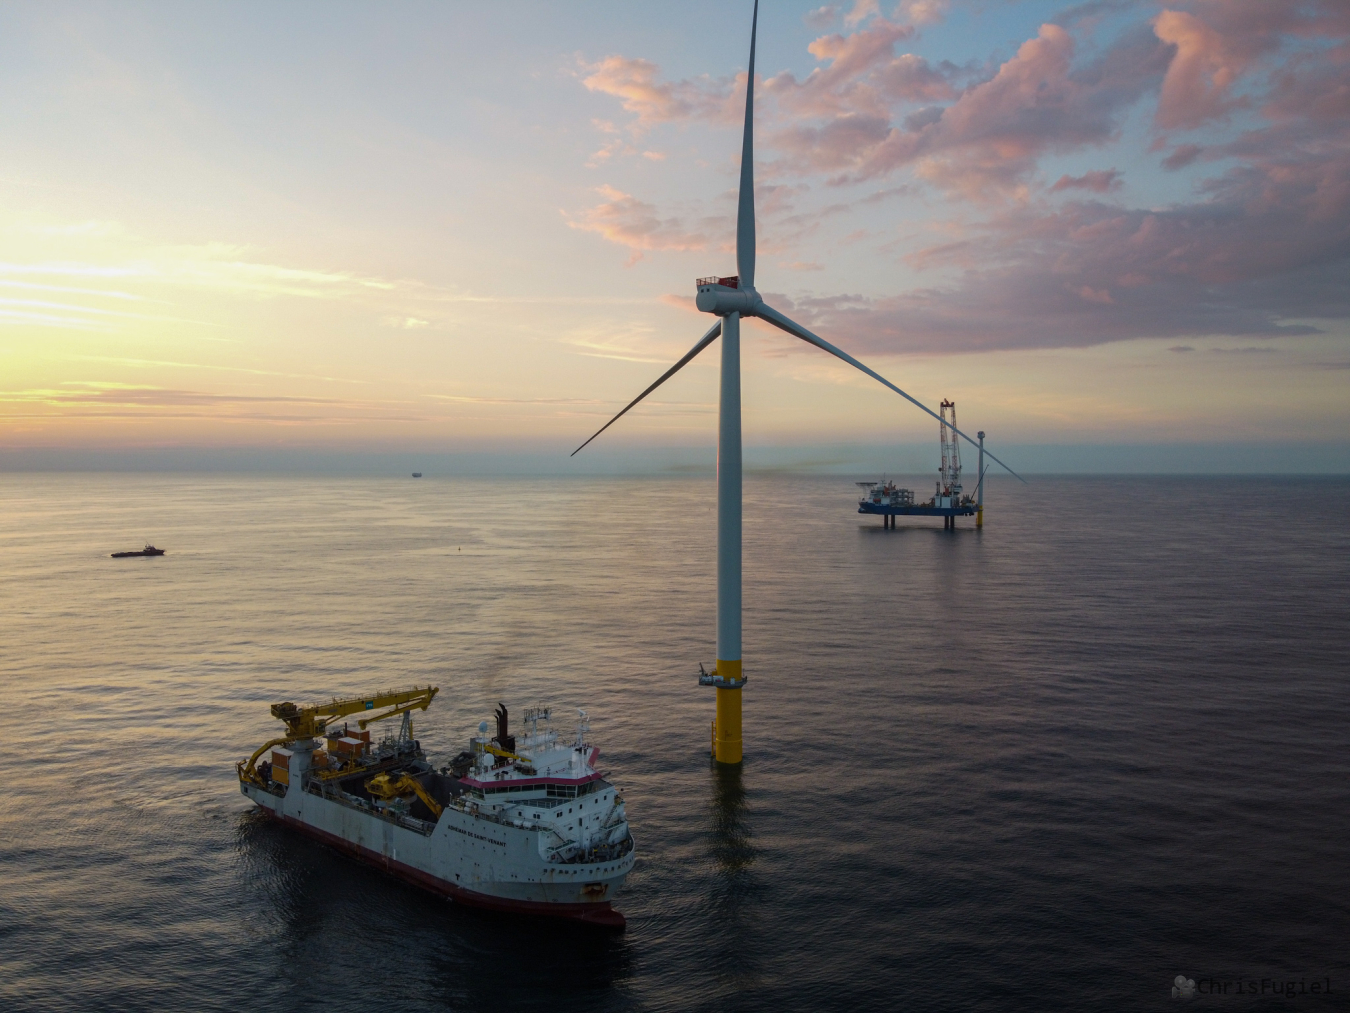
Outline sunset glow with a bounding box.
[2,0,1346,466]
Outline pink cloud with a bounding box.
[574,0,1350,349]
[1050,169,1124,192]
[581,56,738,131]
[897,1,950,28]
[765,120,1350,354]
[1151,1,1350,131]
[1153,10,1256,129]
[764,18,923,122]
[844,0,880,28]
[844,24,1168,196]
[566,186,713,263]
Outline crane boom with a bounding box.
[240,686,439,785]
[939,399,961,497]
[269,686,438,740]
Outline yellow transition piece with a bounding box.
[713,659,743,765]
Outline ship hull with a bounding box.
[243,779,633,927]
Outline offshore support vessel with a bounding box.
[237,687,635,926]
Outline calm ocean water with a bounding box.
[1,473,1347,1012]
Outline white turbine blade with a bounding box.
[571,320,723,457]
[736,0,759,288]
[755,302,1026,482]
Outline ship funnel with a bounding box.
[493,703,515,753]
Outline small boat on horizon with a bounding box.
[412,472,422,478]
[111,544,166,558]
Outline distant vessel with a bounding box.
[857,478,976,528]
[858,400,987,530]
[411,472,422,478]
[238,688,634,926]
[110,544,166,558]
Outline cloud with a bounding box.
[1152,1,1350,130]
[0,295,216,331]
[580,56,738,131]
[424,394,604,405]
[845,23,1170,196]
[1161,143,1205,170]
[758,20,1169,198]
[0,250,394,301]
[6,383,340,407]
[1168,344,1196,352]
[1263,38,1350,123]
[1152,10,1257,129]
[764,19,930,123]
[761,134,1350,355]
[0,384,432,426]
[588,12,1153,198]
[572,0,1350,355]
[565,185,714,263]
[577,0,1342,208]
[804,6,839,30]
[845,0,880,28]
[1050,169,1123,192]
[896,0,949,27]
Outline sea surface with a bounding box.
[0,473,1347,1012]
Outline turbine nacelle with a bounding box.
[696,276,761,317]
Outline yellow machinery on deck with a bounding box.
[239,686,438,785]
[364,772,443,819]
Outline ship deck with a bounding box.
[859,502,977,517]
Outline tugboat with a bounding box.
[238,687,634,926]
[110,544,166,558]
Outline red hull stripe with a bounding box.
[265,809,625,928]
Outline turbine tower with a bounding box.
[572,1,1022,765]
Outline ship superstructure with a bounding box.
[238,688,634,926]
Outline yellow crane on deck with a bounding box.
[365,772,443,819]
[239,685,438,785]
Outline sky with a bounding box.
[1,0,1348,472]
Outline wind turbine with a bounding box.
[572,0,1022,765]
